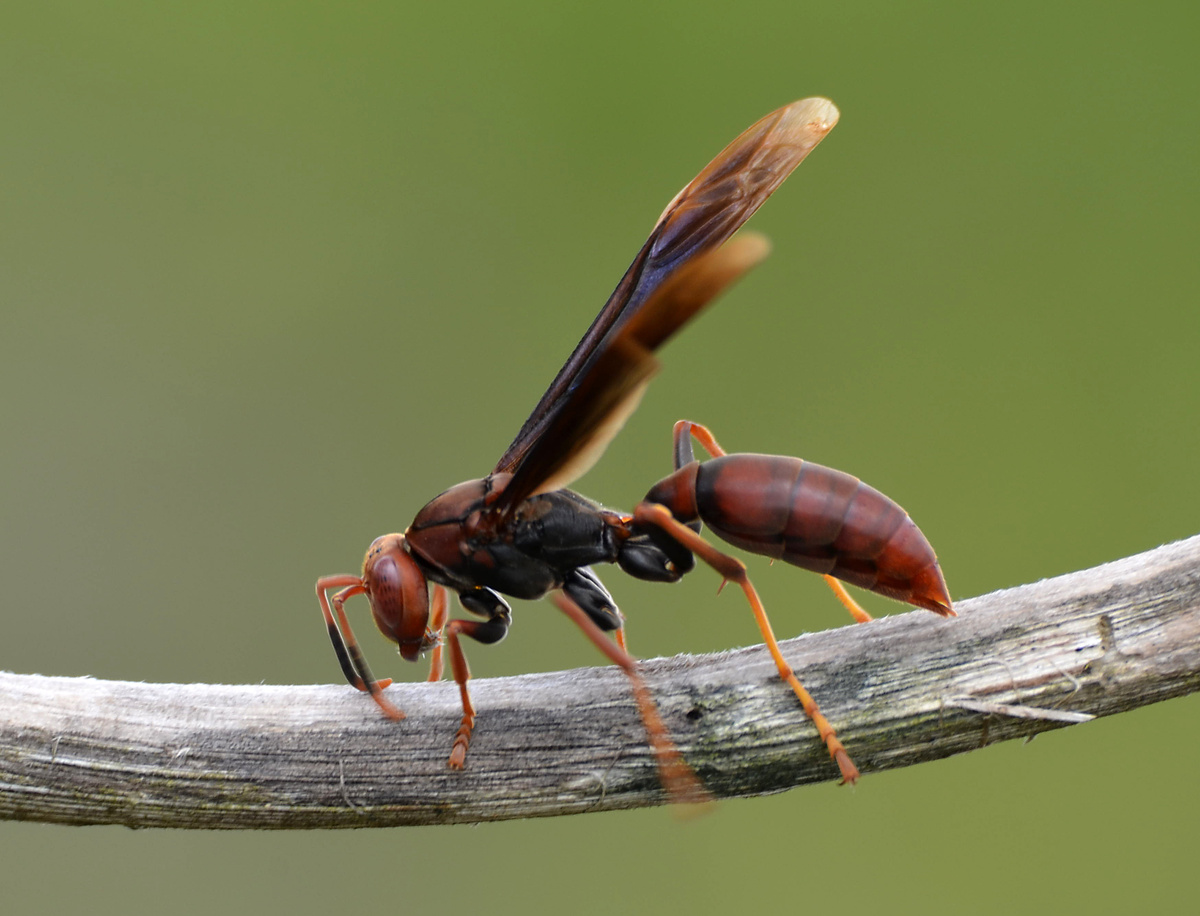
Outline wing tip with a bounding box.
[780,97,840,138]
[728,231,772,265]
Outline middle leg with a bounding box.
[549,590,709,805]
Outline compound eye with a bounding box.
[362,535,430,660]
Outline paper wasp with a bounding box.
[317,98,953,801]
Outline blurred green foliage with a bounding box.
[2,1,1197,913]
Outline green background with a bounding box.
[3,1,1197,912]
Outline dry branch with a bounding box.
[2,534,1199,828]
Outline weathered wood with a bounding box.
[2,534,1198,828]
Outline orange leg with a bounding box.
[681,428,873,664]
[633,503,861,785]
[441,605,511,769]
[680,421,875,626]
[316,575,400,719]
[822,575,874,624]
[550,592,709,805]
[444,620,476,769]
[675,418,728,459]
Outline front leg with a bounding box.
[444,588,512,769]
[425,585,449,682]
[315,575,399,718]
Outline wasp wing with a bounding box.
[491,97,839,511]
[496,234,772,504]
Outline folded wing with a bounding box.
[491,98,839,513]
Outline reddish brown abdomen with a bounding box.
[694,454,952,614]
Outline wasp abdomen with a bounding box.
[693,454,951,614]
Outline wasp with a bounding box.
[317,98,953,801]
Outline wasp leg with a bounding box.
[445,590,512,769]
[822,575,874,623]
[562,566,631,653]
[673,418,728,463]
[549,590,710,805]
[425,585,450,682]
[675,421,876,626]
[632,502,861,785]
[316,575,399,718]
